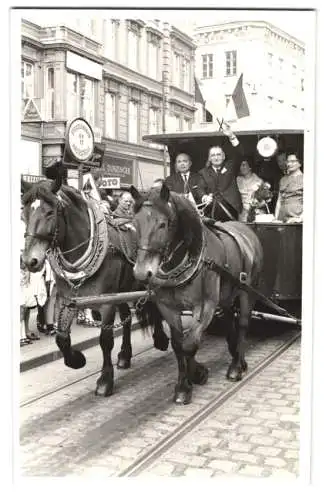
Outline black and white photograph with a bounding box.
[8,2,322,490]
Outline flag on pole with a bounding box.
[232,73,250,119]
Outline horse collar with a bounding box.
[47,200,109,285]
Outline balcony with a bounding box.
[39,25,103,61]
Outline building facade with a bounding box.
[194,21,305,130]
[21,17,196,188]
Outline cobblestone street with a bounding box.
[142,338,300,478]
[20,329,301,478]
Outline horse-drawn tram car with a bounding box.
[142,127,303,324]
[21,124,302,405]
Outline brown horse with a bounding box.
[132,184,264,404]
[21,176,169,397]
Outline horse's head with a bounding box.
[131,183,179,282]
[21,177,63,272]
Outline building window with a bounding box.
[225,51,237,76]
[82,77,95,126]
[66,72,79,118]
[149,107,158,134]
[173,115,182,131]
[66,72,96,126]
[173,52,181,86]
[147,31,160,80]
[46,68,55,119]
[21,61,34,98]
[183,59,190,92]
[104,19,119,60]
[128,100,139,143]
[127,22,141,71]
[104,92,117,138]
[184,117,192,131]
[202,54,213,79]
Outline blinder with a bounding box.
[24,199,63,249]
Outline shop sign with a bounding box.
[102,157,133,184]
[65,118,94,163]
[98,177,120,189]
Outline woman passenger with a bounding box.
[236,158,263,222]
[274,153,303,223]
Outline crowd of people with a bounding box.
[163,121,303,224]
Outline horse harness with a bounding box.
[42,198,135,289]
[201,219,297,320]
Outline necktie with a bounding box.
[183,174,189,194]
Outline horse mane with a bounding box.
[136,188,203,253]
[22,181,86,211]
[169,192,203,252]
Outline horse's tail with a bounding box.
[135,300,161,334]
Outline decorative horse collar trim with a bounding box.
[47,199,109,284]
[149,229,205,289]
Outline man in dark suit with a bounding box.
[197,121,244,221]
[164,153,202,206]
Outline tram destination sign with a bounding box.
[65,117,94,163]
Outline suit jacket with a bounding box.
[197,143,244,214]
[164,172,202,204]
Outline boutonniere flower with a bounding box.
[221,167,227,174]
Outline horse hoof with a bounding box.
[64,350,86,369]
[117,358,131,369]
[174,390,192,405]
[191,363,209,385]
[95,384,113,397]
[226,365,243,382]
[153,333,169,351]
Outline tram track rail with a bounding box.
[20,344,155,408]
[118,331,300,477]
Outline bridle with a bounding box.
[24,198,92,255]
[136,199,182,265]
[24,200,62,249]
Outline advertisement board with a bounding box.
[97,177,121,189]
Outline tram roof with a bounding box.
[143,128,304,145]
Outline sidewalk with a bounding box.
[20,310,138,373]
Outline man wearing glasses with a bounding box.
[197,121,244,222]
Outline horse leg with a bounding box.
[152,305,169,352]
[95,305,116,397]
[154,302,190,403]
[117,302,132,369]
[182,301,215,386]
[170,330,193,405]
[55,299,86,369]
[226,292,250,381]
